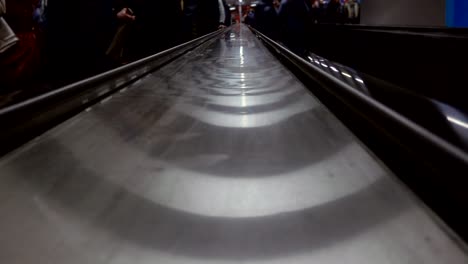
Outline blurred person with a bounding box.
[183,0,231,38]
[0,0,42,92]
[344,0,359,24]
[273,0,281,13]
[318,0,326,22]
[255,0,279,38]
[114,0,182,60]
[46,0,115,83]
[0,0,18,54]
[106,6,135,64]
[33,0,48,30]
[311,0,322,24]
[326,0,342,24]
[244,7,256,27]
[278,0,312,55]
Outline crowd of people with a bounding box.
[246,0,360,27]
[245,0,359,54]
[0,0,360,102]
[0,0,231,97]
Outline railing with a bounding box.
[0,28,227,156]
[314,23,468,36]
[250,25,468,241]
[250,26,468,170]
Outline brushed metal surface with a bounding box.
[0,24,466,264]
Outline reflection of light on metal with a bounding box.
[241,94,247,107]
[241,114,248,127]
[240,46,244,65]
[100,96,113,105]
[330,66,339,73]
[321,63,328,68]
[178,96,316,128]
[341,72,352,78]
[127,143,378,218]
[447,116,468,129]
[58,113,381,220]
[204,85,302,107]
[355,78,364,84]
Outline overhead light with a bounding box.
[355,78,364,84]
[321,63,328,68]
[447,116,468,129]
[251,4,257,7]
[330,66,339,72]
[230,7,236,10]
[341,72,352,78]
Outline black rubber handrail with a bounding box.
[250,26,468,172]
[0,29,226,116]
[0,28,227,156]
[252,26,468,244]
[316,23,468,34]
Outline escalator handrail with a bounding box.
[315,23,468,37]
[249,26,468,169]
[0,28,226,116]
[0,28,227,156]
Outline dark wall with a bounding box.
[361,0,446,26]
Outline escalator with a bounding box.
[0,24,467,263]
